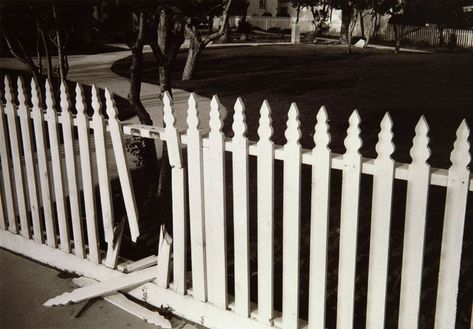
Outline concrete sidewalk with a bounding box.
[0,248,198,329]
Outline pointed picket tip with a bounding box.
[31,78,41,110]
[163,96,176,128]
[188,92,197,107]
[232,97,247,138]
[260,99,271,117]
[348,109,361,126]
[316,106,328,123]
[409,115,431,165]
[344,109,362,153]
[104,87,118,120]
[163,91,172,107]
[285,102,301,145]
[258,100,273,142]
[4,75,13,103]
[16,76,26,105]
[45,79,54,110]
[449,119,471,169]
[91,85,103,117]
[59,80,71,112]
[314,106,331,149]
[187,93,199,130]
[209,95,223,134]
[75,83,86,114]
[414,115,429,136]
[375,112,395,159]
[211,95,221,108]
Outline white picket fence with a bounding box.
[0,77,471,329]
[380,24,473,48]
[0,76,139,268]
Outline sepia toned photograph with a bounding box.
[0,0,472,328]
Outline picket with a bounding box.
[308,107,331,329]
[105,88,140,243]
[231,97,250,317]
[366,113,395,329]
[282,103,302,329]
[60,81,85,258]
[76,83,100,264]
[91,86,115,248]
[17,77,42,243]
[204,96,227,309]
[398,117,431,329]
[337,110,362,329]
[163,92,187,295]
[434,121,470,329]
[45,80,71,252]
[0,86,17,233]
[31,79,57,247]
[186,93,207,302]
[4,76,29,238]
[256,100,275,325]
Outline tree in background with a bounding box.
[292,0,331,40]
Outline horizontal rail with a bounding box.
[121,123,473,191]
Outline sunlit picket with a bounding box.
[0,78,470,329]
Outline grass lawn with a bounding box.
[113,44,473,169]
[115,44,473,328]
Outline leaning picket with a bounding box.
[0,86,17,233]
[4,76,29,238]
[163,92,187,295]
[398,117,431,329]
[232,97,250,317]
[105,88,140,243]
[60,81,85,258]
[76,83,100,264]
[282,103,302,329]
[186,93,207,302]
[91,86,115,249]
[45,80,71,253]
[17,78,42,243]
[308,107,331,329]
[434,121,470,329]
[31,79,57,247]
[256,100,275,325]
[337,111,362,329]
[0,179,4,230]
[365,114,395,329]
[204,96,227,309]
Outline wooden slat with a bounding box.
[0,172,4,230]
[163,92,187,295]
[17,78,42,243]
[31,79,57,247]
[75,83,100,263]
[0,83,17,233]
[204,96,227,309]
[256,100,274,324]
[45,80,70,253]
[282,103,302,329]
[104,216,126,269]
[398,116,431,329]
[91,86,114,248]
[186,93,207,302]
[104,88,139,242]
[4,76,29,238]
[337,111,362,329]
[366,113,395,329]
[60,81,85,258]
[232,98,250,317]
[156,225,172,288]
[44,266,157,306]
[434,121,470,329]
[308,107,331,329]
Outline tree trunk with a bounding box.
[359,11,365,39]
[182,46,201,81]
[339,9,352,44]
[159,65,172,98]
[40,29,53,82]
[394,25,401,54]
